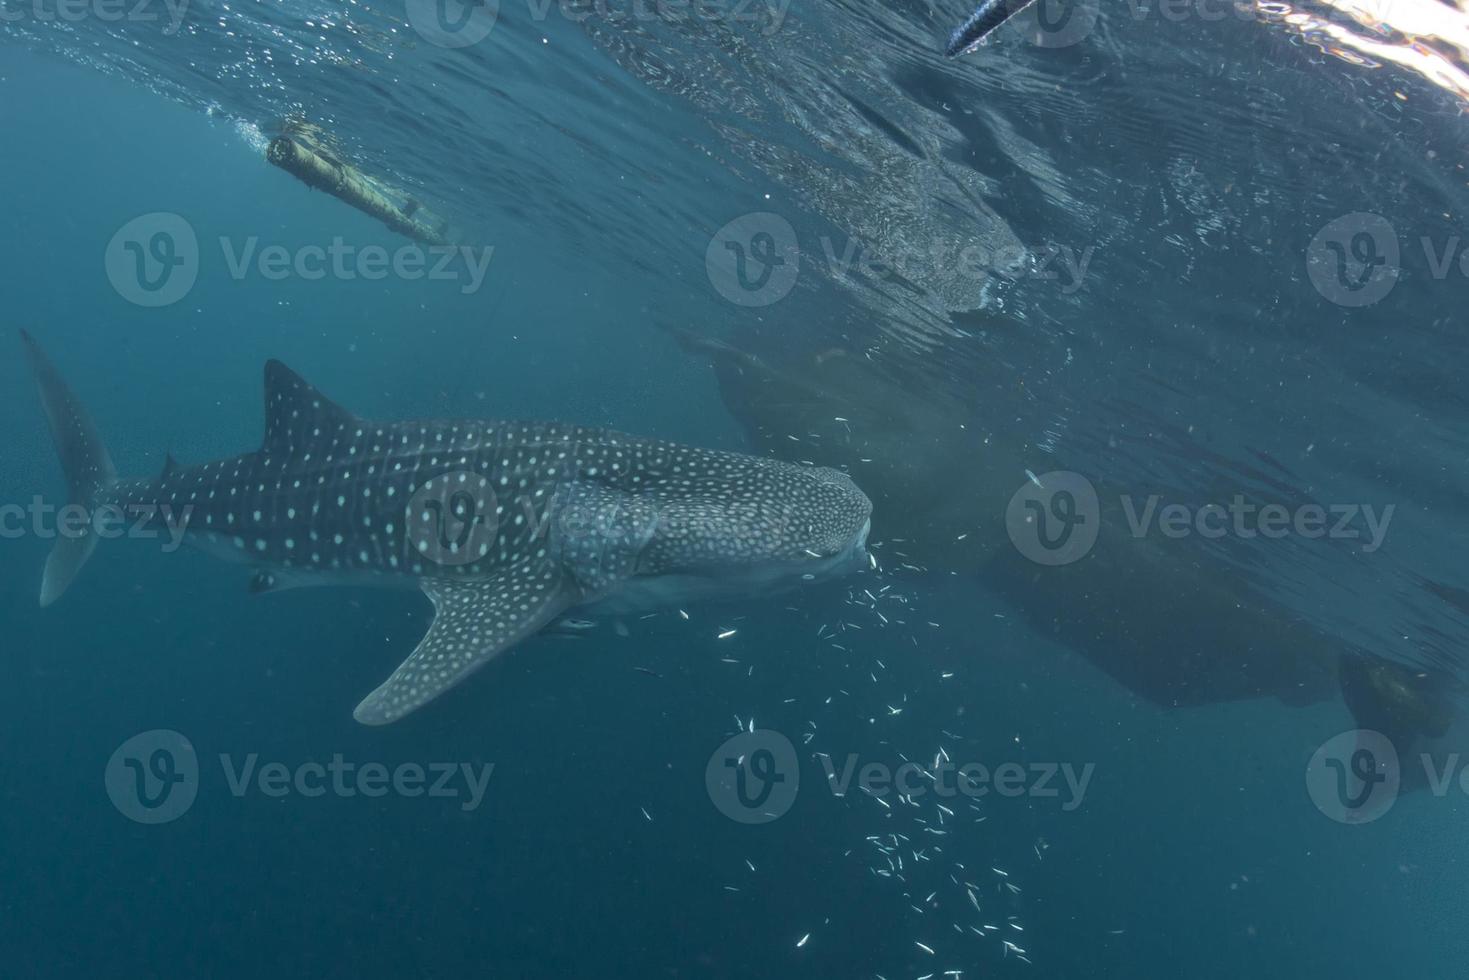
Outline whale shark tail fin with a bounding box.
[21,330,118,607]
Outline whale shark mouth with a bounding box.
[587,516,872,617]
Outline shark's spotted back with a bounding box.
[24,333,873,724]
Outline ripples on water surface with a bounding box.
[5,0,1469,976]
[12,0,1469,667]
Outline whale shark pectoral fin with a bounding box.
[352,564,571,726]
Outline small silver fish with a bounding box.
[945,0,1041,57]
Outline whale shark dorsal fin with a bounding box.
[161,452,180,479]
[352,563,574,725]
[262,360,359,451]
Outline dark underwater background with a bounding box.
[4,0,1469,975]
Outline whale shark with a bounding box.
[22,331,872,724]
[670,326,1457,754]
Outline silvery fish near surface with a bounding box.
[945,0,1041,56]
[22,331,873,725]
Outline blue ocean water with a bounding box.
[4,2,1469,977]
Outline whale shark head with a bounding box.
[593,457,873,610]
[548,450,872,615]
